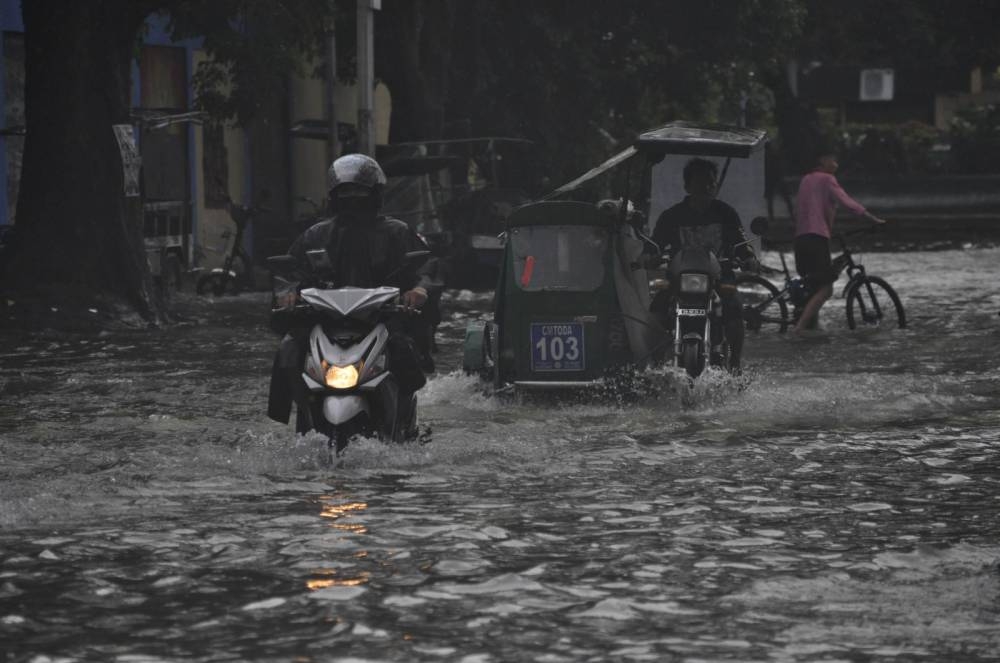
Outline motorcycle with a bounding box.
[661,218,765,379]
[267,252,424,456]
[667,246,730,378]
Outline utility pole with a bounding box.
[356,0,380,156]
[325,6,340,163]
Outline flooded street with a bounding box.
[2,246,1000,662]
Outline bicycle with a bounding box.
[737,226,906,333]
[196,186,268,297]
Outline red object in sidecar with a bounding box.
[521,255,536,287]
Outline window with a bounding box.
[510,225,607,291]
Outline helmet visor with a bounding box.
[334,183,373,199]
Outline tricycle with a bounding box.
[463,121,769,390]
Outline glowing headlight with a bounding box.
[680,273,710,294]
[325,363,359,389]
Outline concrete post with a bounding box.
[356,0,379,156]
[326,8,340,163]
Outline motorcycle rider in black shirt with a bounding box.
[651,157,759,372]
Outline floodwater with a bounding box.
[2,246,999,662]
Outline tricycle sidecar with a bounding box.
[463,199,662,391]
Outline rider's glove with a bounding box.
[402,287,428,310]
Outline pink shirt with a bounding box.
[794,170,867,238]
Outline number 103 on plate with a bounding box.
[529,322,585,372]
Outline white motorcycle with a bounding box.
[269,256,420,455]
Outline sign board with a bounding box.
[112,124,142,197]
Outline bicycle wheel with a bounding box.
[845,276,906,330]
[736,274,789,333]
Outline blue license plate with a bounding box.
[529,323,585,372]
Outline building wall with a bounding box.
[191,48,248,270]
[0,5,394,266]
[288,59,392,224]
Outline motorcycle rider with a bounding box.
[651,157,760,372]
[267,153,440,432]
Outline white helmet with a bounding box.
[326,154,387,195]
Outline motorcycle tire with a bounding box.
[331,428,352,456]
[680,339,705,379]
[196,271,239,297]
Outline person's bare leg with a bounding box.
[794,284,832,333]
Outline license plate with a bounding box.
[530,323,585,372]
[677,308,706,317]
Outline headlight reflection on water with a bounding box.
[306,572,371,590]
[308,496,373,590]
[319,497,369,534]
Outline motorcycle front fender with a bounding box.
[322,395,369,425]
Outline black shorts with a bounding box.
[794,234,836,286]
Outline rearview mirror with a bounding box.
[306,249,332,270]
[749,216,768,237]
[266,255,297,274]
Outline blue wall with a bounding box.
[1,0,25,31]
[0,7,205,231]
[0,0,24,226]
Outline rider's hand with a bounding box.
[741,256,761,273]
[402,287,428,310]
[275,291,298,309]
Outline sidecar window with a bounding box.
[510,225,607,291]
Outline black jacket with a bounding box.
[288,215,440,295]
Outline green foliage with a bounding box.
[798,0,1000,70]
[828,122,946,175]
[949,104,1000,174]
[165,0,335,127]
[447,0,805,187]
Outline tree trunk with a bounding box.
[377,0,458,142]
[5,1,162,322]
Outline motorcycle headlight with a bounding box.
[324,362,360,389]
[680,273,710,294]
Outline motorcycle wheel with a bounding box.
[232,253,253,292]
[845,276,906,330]
[680,339,705,379]
[736,274,789,333]
[330,429,352,456]
[196,271,238,297]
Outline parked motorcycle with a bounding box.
[267,254,423,456]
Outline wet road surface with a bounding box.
[2,247,1000,662]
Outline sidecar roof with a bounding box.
[635,121,766,159]
[506,200,606,228]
